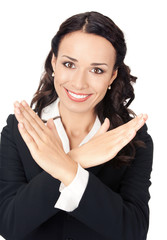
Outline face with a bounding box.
[51,31,117,115]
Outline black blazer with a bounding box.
[0,114,153,240]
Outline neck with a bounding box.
[58,101,96,137]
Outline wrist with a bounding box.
[52,155,78,186]
[61,158,78,186]
[68,148,86,168]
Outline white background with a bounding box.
[0,0,166,239]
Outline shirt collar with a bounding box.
[41,98,101,153]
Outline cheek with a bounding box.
[92,78,109,93]
[92,80,110,102]
[54,68,72,86]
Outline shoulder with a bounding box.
[1,114,19,141]
[1,114,14,135]
[133,123,154,168]
[4,113,18,129]
[136,123,153,148]
[3,114,17,126]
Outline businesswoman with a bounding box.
[0,11,153,240]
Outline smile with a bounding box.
[64,88,92,102]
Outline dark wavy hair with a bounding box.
[30,11,145,167]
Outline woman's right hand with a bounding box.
[67,114,148,168]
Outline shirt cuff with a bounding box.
[54,163,89,212]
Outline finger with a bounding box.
[106,113,148,146]
[46,118,59,134]
[111,131,135,157]
[134,114,148,131]
[117,113,148,136]
[14,106,43,145]
[118,114,148,147]
[14,101,47,141]
[18,122,38,155]
[93,118,110,138]
[106,125,139,160]
[128,114,147,128]
[47,118,63,147]
[22,100,46,130]
[14,100,46,131]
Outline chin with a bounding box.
[64,101,94,114]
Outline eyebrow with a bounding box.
[61,55,108,66]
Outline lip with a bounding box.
[65,88,91,95]
[64,88,92,102]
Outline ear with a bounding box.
[51,54,57,72]
[109,69,118,85]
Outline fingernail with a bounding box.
[14,101,20,108]
[21,100,27,107]
[143,114,148,121]
[138,114,143,118]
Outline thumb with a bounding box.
[93,118,110,138]
[47,118,63,147]
[47,118,55,130]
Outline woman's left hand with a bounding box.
[14,100,78,185]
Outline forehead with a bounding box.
[58,31,116,63]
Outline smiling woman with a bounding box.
[51,31,117,119]
[0,11,153,240]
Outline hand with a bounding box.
[67,114,148,168]
[14,100,78,184]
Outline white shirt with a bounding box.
[41,98,101,212]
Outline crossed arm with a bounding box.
[14,100,148,185]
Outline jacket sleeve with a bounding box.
[70,124,153,240]
[0,114,62,239]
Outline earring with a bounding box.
[108,85,111,90]
[52,72,55,77]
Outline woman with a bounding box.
[0,11,153,240]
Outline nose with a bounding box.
[71,69,89,90]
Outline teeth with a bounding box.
[68,90,89,99]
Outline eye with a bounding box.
[91,68,104,74]
[63,62,75,69]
